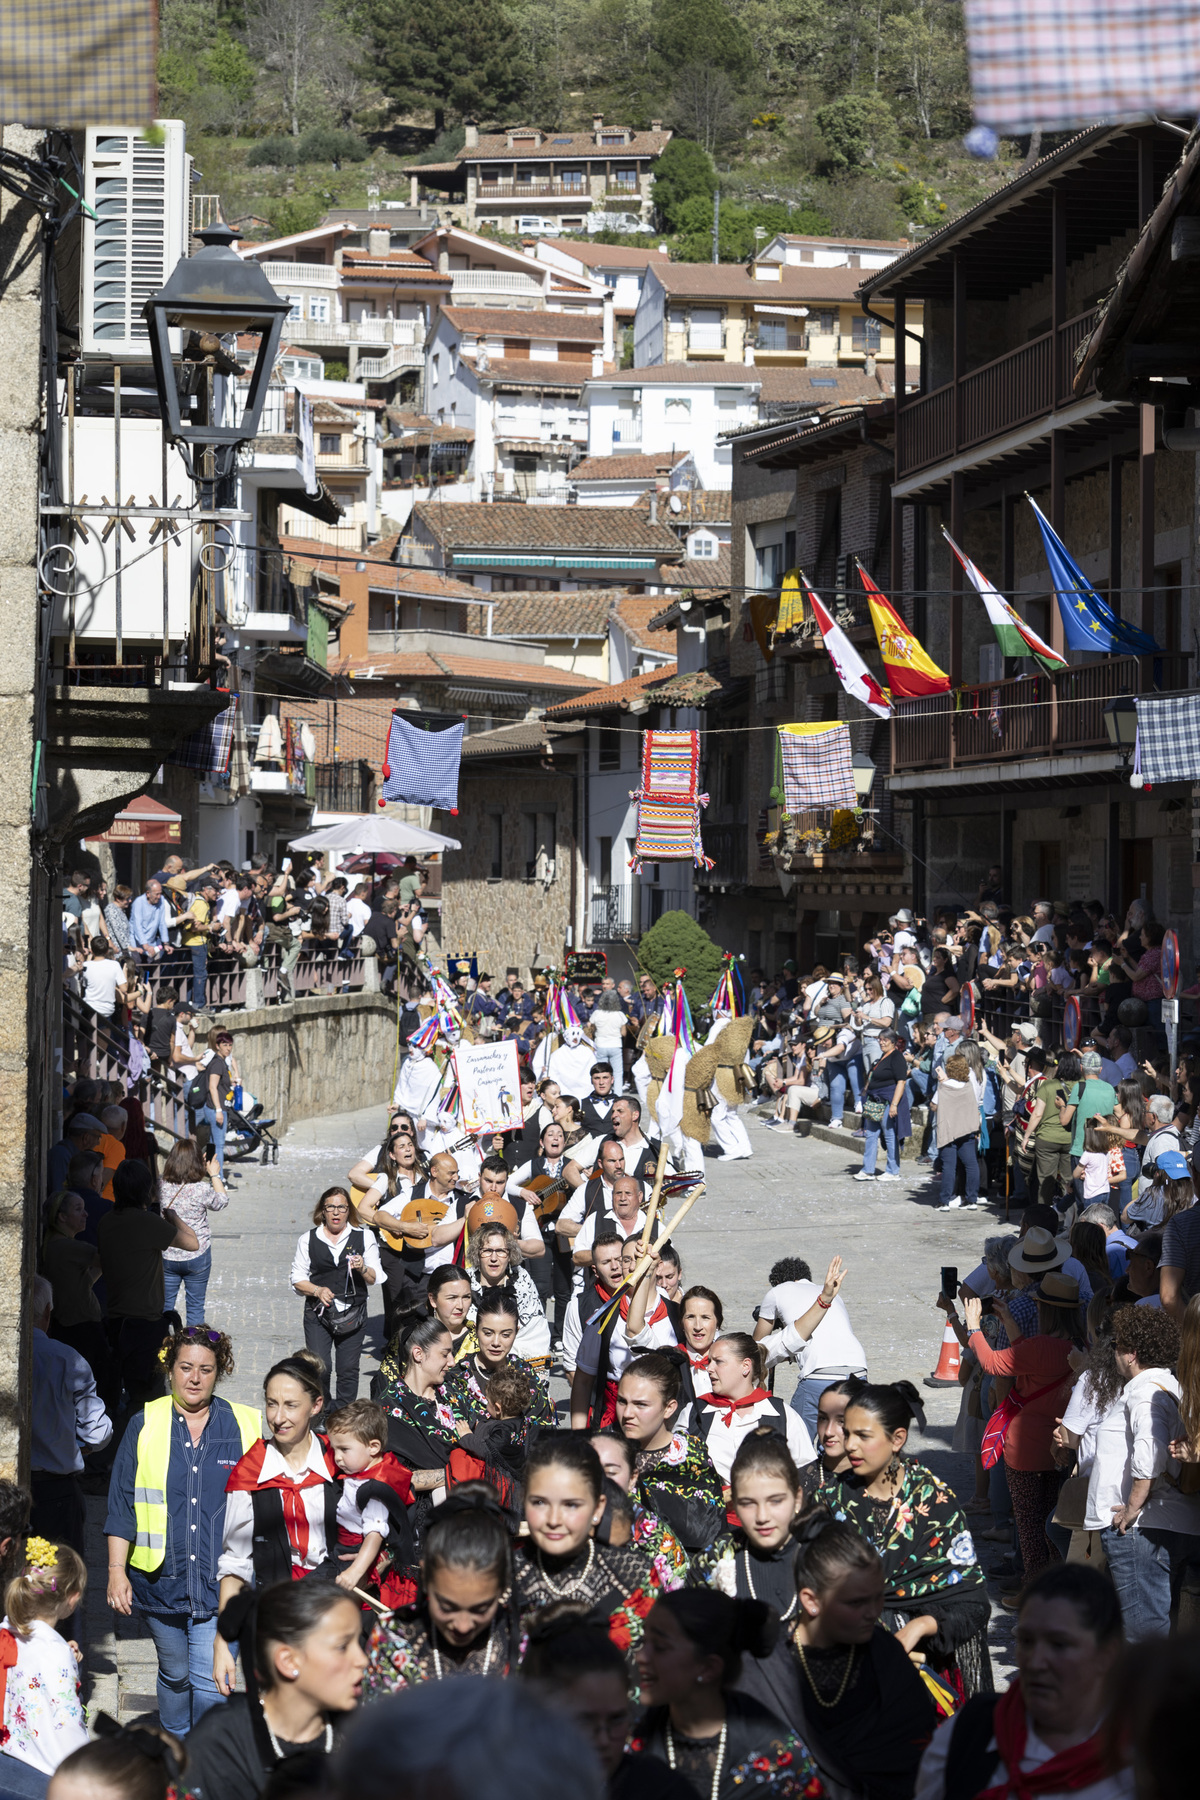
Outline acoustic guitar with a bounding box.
[521,1165,594,1226]
[377,1193,451,1253]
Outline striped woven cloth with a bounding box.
[778,722,856,813]
[633,799,712,870]
[638,729,700,800]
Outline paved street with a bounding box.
[83,1097,1018,1720]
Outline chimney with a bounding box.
[593,112,604,131]
[743,342,755,366]
[464,119,479,148]
[437,232,450,275]
[591,346,604,376]
[865,351,876,378]
[650,119,663,132]
[601,291,614,364]
[657,242,669,255]
[368,227,389,256]
[649,491,658,524]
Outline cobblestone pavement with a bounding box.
[82,1098,1018,1721]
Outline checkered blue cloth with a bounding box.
[779,724,856,813]
[1134,693,1200,785]
[964,0,1200,132]
[168,695,239,776]
[383,713,464,810]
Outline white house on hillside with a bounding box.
[580,365,759,487]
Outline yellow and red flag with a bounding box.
[858,565,950,699]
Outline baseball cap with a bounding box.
[1014,1022,1040,1043]
[1156,1150,1190,1181]
[67,1112,104,1134]
[1081,1050,1103,1075]
[173,1000,194,1017]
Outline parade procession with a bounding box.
[14,0,1200,1795]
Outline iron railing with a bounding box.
[591,886,634,941]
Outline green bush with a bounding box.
[296,129,369,168]
[651,138,716,231]
[247,135,299,167]
[267,194,325,235]
[814,93,899,171]
[637,911,726,1018]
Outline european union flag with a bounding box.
[1027,496,1162,654]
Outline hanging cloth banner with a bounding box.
[1133,693,1200,786]
[805,574,891,718]
[858,566,951,699]
[941,527,1066,673]
[631,728,711,871]
[382,712,465,812]
[748,592,779,662]
[777,722,857,813]
[776,568,807,638]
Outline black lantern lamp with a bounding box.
[851,749,876,803]
[1103,694,1138,757]
[143,222,291,483]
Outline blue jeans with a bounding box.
[143,1611,224,1734]
[789,1375,844,1438]
[861,1111,900,1175]
[907,1069,931,1106]
[190,944,208,1010]
[593,1046,624,1085]
[196,1104,226,1177]
[0,1753,48,1798]
[828,1056,863,1123]
[163,1248,212,1326]
[939,1135,979,1206]
[1101,1526,1174,1641]
[1113,1146,1141,1219]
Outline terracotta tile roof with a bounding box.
[340,251,449,283]
[365,565,483,600]
[755,365,894,405]
[312,400,357,424]
[472,357,593,389]
[542,240,671,269]
[465,590,616,637]
[633,490,731,524]
[441,306,603,342]
[544,661,677,717]
[772,233,910,251]
[337,648,595,688]
[414,502,683,555]
[430,127,672,167]
[587,363,761,387]
[461,720,557,756]
[648,264,868,302]
[571,452,682,482]
[614,593,669,648]
[661,545,733,590]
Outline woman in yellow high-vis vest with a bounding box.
[103,1323,260,1735]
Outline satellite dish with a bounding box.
[668,493,683,513]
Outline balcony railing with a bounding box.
[612,421,642,444]
[260,261,340,288]
[280,317,423,348]
[591,886,633,941]
[478,179,589,199]
[451,270,543,298]
[314,758,376,812]
[897,308,1100,477]
[891,652,1192,773]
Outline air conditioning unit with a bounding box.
[79,121,190,357]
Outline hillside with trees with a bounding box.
[162,0,1035,246]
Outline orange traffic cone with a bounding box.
[924,1321,962,1388]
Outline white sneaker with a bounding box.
[852,1170,878,1182]
[876,1171,903,1182]
[944,1196,964,1209]
[827,1120,844,1129]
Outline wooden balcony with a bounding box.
[896,309,1100,478]
[891,653,1191,774]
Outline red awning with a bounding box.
[85,796,184,845]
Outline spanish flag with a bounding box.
[858,564,950,699]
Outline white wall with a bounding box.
[583,380,755,488]
[632,269,666,367]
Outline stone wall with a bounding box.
[203,991,401,1134]
[440,765,576,983]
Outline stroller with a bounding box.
[224,1097,281,1166]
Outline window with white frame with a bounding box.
[688,532,718,559]
[307,295,331,323]
[284,294,304,321]
[665,397,692,417]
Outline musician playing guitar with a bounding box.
[505,1120,578,1341]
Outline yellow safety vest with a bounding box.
[129,1394,261,1572]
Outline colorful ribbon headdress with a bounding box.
[709,953,744,1017]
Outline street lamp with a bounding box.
[1103,695,1138,756]
[851,750,876,803]
[143,222,292,483]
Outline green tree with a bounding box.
[267,193,325,233]
[203,34,256,102]
[814,91,899,169]
[671,64,746,155]
[363,0,523,130]
[652,0,753,78]
[637,911,726,1018]
[651,137,716,230]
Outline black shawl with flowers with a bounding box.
[631,1692,823,1800]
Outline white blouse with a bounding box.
[1,1616,89,1774]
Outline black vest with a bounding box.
[306,1227,367,1300]
[249,1478,341,1588]
[943,1694,1001,1800]
[694,1393,790,1451]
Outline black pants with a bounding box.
[379,1246,428,1341]
[304,1305,366,1406]
[30,1472,85,1561]
[530,1230,575,1337]
[111,1315,171,1410]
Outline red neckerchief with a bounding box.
[0,1629,16,1745]
[226,1435,337,1564]
[702,1387,771,1427]
[978,1681,1109,1800]
[359,1450,414,1506]
[687,1348,711,1372]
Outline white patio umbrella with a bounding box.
[288,815,461,855]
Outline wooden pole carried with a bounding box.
[628,1182,705,1290]
[640,1137,672,1252]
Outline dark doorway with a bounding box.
[1121,837,1154,916]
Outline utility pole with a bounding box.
[712,189,720,264]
